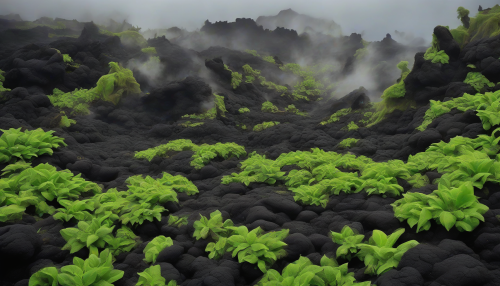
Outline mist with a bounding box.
[1,0,495,43]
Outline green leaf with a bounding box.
[439,211,457,231]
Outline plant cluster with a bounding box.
[338,138,360,149]
[59,113,76,128]
[180,121,204,128]
[253,121,280,132]
[0,128,67,163]
[262,101,279,113]
[381,61,410,99]
[224,65,242,89]
[320,108,352,125]
[137,265,178,286]
[464,72,496,92]
[168,214,188,227]
[141,47,157,54]
[0,69,10,96]
[135,139,246,169]
[342,121,359,131]
[239,107,250,113]
[258,255,370,286]
[222,151,285,186]
[29,249,124,286]
[144,235,174,263]
[242,64,287,95]
[284,104,307,116]
[423,33,450,64]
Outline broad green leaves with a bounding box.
[193,210,234,240]
[0,128,66,163]
[144,236,174,264]
[331,226,365,260]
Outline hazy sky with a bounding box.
[0,0,494,43]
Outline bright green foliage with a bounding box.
[392,181,489,232]
[206,236,230,259]
[360,177,404,197]
[381,62,410,99]
[260,78,288,96]
[338,138,359,148]
[258,255,369,286]
[59,114,76,128]
[239,107,250,113]
[62,54,73,63]
[94,62,141,105]
[253,121,280,132]
[243,64,261,84]
[181,121,204,128]
[53,199,94,222]
[60,213,115,256]
[424,33,450,64]
[168,214,188,227]
[0,69,10,95]
[48,88,98,115]
[284,104,307,116]
[262,56,276,64]
[467,64,476,69]
[137,265,174,286]
[320,108,352,125]
[450,25,470,48]
[29,266,59,286]
[141,47,157,54]
[262,101,279,113]
[292,77,324,99]
[191,142,247,169]
[457,6,470,20]
[285,169,315,188]
[227,226,289,273]
[0,128,67,163]
[407,173,430,187]
[222,151,285,185]
[106,226,139,256]
[468,5,500,42]
[57,249,124,286]
[344,121,359,131]
[356,229,419,275]
[464,72,496,92]
[135,139,198,161]
[0,204,26,222]
[113,30,148,47]
[144,235,174,264]
[214,94,227,117]
[331,226,365,260]
[361,160,411,180]
[224,65,242,89]
[193,210,234,240]
[0,163,101,219]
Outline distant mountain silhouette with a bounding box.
[256,9,342,36]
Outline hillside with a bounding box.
[0,5,500,286]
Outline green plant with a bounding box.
[53,199,94,222]
[222,152,285,185]
[134,139,198,161]
[193,210,234,240]
[0,128,67,163]
[245,50,260,57]
[292,77,324,99]
[48,88,98,115]
[227,226,289,273]
[224,65,242,89]
[168,214,188,227]
[284,104,307,116]
[93,62,141,105]
[190,142,246,169]
[106,226,139,256]
[464,72,495,92]
[356,229,419,275]
[330,226,365,260]
[29,266,59,286]
[343,122,359,131]
[381,61,410,99]
[262,56,276,64]
[320,108,351,125]
[62,54,73,63]
[392,180,489,232]
[144,235,174,263]
[467,64,476,69]
[339,138,359,148]
[60,213,115,256]
[57,248,124,286]
[253,121,280,132]
[0,204,26,222]
[424,33,450,64]
[285,169,315,188]
[262,101,279,113]
[59,113,76,128]
[113,30,148,47]
[137,265,177,286]
[214,94,227,117]
[239,107,250,113]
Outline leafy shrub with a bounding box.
[343,121,359,131]
[424,33,449,64]
[0,204,26,222]
[193,210,234,240]
[191,142,246,169]
[113,30,148,47]
[227,226,288,273]
[0,128,67,163]
[137,265,178,286]
[262,56,276,64]
[239,107,250,113]
[245,50,260,57]
[222,152,285,185]
[284,104,307,116]
[93,62,141,104]
[331,226,365,260]
[205,236,230,260]
[360,177,404,197]
[168,215,188,227]
[214,94,227,117]
[253,121,280,132]
[262,101,279,113]
[392,180,489,232]
[48,88,98,115]
[356,229,418,275]
[292,77,324,99]
[29,266,59,286]
[59,113,76,128]
[464,72,496,92]
[62,54,73,63]
[53,199,94,222]
[135,139,198,161]
[107,226,139,256]
[224,65,242,89]
[320,108,351,125]
[144,235,174,263]
[60,213,115,256]
[381,61,410,99]
[338,138,359,148]
[285,169,314,188]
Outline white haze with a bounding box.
[0,0,494,43]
